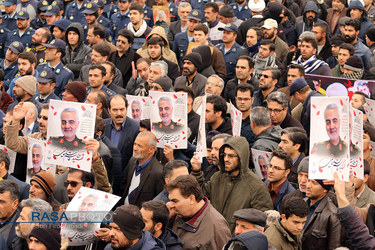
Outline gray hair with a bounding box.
[151,61,168,77]
[19,198,52,220]
[250,107,271,127]
[324,103,340,119]
[178,2,191,11]
[258,154,266,161]
[267,92,288,108]
[24,102,38,122]
[32,144,43,154]
[60,107,80,123]
[158,96,172,106]
[131,100,141,106]
[138,131,157,148]
[207,74,225,89]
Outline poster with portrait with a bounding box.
[187,42,200,55]
[61,187,121,246]
[0,145,16,174]
[349,107,364,179]
[26,138,56,184]
[149,91,188,149]
[152,5,170,27]
[251,148,271,180]
[126,95,150,122]
[364,98,375,127]
[309,97,350,181]
[230,103,242,137]
[196,96,206,162]
[45,100,97,172]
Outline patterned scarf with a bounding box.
[292,55,328,74]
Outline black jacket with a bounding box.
[159,228,183,250]
[206,116,233,135]
[223,77,259,104]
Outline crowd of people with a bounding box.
[0,0,375,249]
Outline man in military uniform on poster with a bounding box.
[152,96,183,134]
[27,144,43,178]
[37,38,74,98]
[48,107,86,150]
[312,103,348,158]
[5,11,35,49]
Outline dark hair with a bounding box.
[0,149,10,171]
[271,149,293,170]
[281,128,308,154]
[345,18,361,31]
[90,24,106,39]
[147,36,164,48]
[313,22,328,34]
[280,197,308,219]
[260,39,275,52]
[364,160,370,175]
[174,86,196,101]
[101,61,116,77]
[40,27,52,42]
[42,103,49,110]
[136,57,151,66]
[95,115,106,134]
[235,83,254,97]
[163,160,188,179]
[248,27,263,42]
[18,51,37,65]
[339,43,355,56]
[0,180,20,201]
[109,94,128,109]
[89,64,106,77]
[263,67,281,80]
[68,168,96,187]
[301,36,318,50]
[140,119,151,131]
[204,2,219,12]
[129,4,144,14]
[296,85,311,94]
[118,29,134,44]
[364,121,375,141]
[141,200,169,231]
[353,91,368,104]
[166,175,204,202]
[92,43,111,57]
[288,64,305,76]
[237,55,254,69]
[92,90,108,109]
[194,24,209,35]
[207,95,227,118]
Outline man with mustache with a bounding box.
[152,97,183,134]
[296,1,329,37]
[27,144,43,177]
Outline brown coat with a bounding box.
[209,43,227,80]
[326,8,347,34]
[278,86,300,110]
[171,201,231,250]
[265,219,302,250]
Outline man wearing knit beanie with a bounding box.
[107,204,164,249]
[342,55,364,79]
[174,52,207,97]
[62,81,87,102]
[28,225,61,250]
[13,75,37,102]
[151,76,172,92]
[29,171,61,210]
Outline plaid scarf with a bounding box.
[292,55,328,74]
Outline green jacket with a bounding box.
[192,136,273,233]
[265,219,303,250]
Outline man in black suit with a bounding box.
[168,2,192,49]
[104,95,139,172]
[120,131,164,207]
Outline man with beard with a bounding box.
[101,61,127,96]
[252,67,280,108]
[12,76,39,110]
[191,136,273,233]
[230,0,251,21]
[1,41,24,91]
[347,0,374,42]
[5,11,35,49]
[153,97,183,134]
[343,18,371,70]
[82,2,112,45]
[27,27,51,66]
[119,131,164,207]
[252,40,283,80]
[62,169,96,205]
[147,36,179,83]
[174,52,207,97]
[127,5,152,51]
[291,36,331,76]
[87,64,116,99]
[312,22,332,61]
[85,90,110,119]
[104,95,139,168]
[332,43,355,77]
[326,0,347,34]
[262,18,289,63]
[28,144,43,178]
[204,2,225,45]
[296,1,329,37]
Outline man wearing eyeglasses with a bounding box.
[191,136,273,233]
[266,150,295,211]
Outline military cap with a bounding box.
[218,5,234,17]
[82,2,99,14]
[42,38,66,50]
[16,11,30,20]
[92,0,104,8]
[218,23,238,34]
[7,41,24,54]
[37,0,49,12]
[44,5,60,16]
[187,9,202,21]
[289,78,308,96]
[37,67,56,83]
[233,208,267,227]
[3,0,17,7]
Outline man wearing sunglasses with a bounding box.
[252,67,280,109]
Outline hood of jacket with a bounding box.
[192,45,212,70]
[224,231,268,250]
[263,2,284,23]
[255,126,282,144]
[304,1,318,14]
[160,228,183,248]
[347,0,367,17]
[218,136,250,177]
[140,26,170,50]
[65,22,84,48]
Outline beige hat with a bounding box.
[262,18,278,29]
[15,75,37,96]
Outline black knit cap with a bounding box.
[316,179,333,191]
[153,76,172,91]
[29,225,61,249]
[183,52,202,69]
[113,205,145,240]
[343,56,364,72]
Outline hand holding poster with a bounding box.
[309,97,350,181]
[0,145,16,174]
[251,148,271,180]
[61,187,120,246]
[45,100,97,171]
[150,91,188,149]
[230,103,242,137]
[195,96,206,162]
[349,107,364,179]
[26,138,56,183]
[126,95,150,122]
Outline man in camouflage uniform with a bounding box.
[152,96,183,133]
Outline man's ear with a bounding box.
[85,182,92,188]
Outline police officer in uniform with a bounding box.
[94,0,115,38]
[190,0,215,22]
[37,38,74,97]
[64,0,88,24]
[0,20,9,59]
[30,0,49,29]
[143,4,153,27]
[34,67,60,103]
[2,0,18,31]
[216,23,242,82]
[5,11,35,49]
[0,41,24,90]
[102,0,120,20]
[230,0,252,21]
[111,0,131,41]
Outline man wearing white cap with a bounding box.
[261,18,289,62]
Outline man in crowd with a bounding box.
[168,2,192,48]
[205,95,232,135]
[127,5,152,50]
[252,67,280,108]
[353,161,375,208]
[34,67,60,103]
[6,11,35,49]
[204,2,225,45]
[262,18,289,63]
[1,41,23,90]
[87,64,116,98]
[232,208,267,235]
[332,43,355,77]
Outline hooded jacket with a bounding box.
[347,0,374,41]
[136,26,178,65]
[252,126,282,152]
[159,228,183,250]
[104,230,165,250]
[296,2,329,37]
[224,230,268,250]
[193,136,273,233]
[62,22,92,79]
[264,219,302,249]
